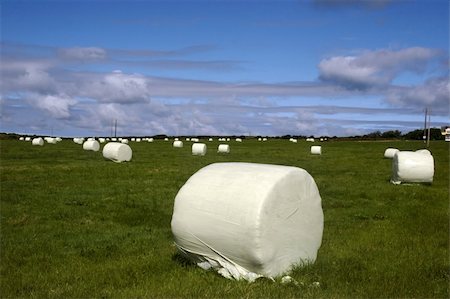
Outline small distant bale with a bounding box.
[99,138,106,143]
[32,137,44,146]
[73,138,84,144]
[236,138,242,142]
[391,151,434,184]
[209,138,213,142]
[19,137,24,141]
[136,138,141,142]
[83,140,100,152]
[102,142,132,163]
[121,139,129,144]
[164,138,169,141]
[192,143,207,156]
[311,146,322,155]
[148,138,154,142]
[173,140,184,148]
[46,137,57,144]
[262,138,267,141]
[217,144,230,153]
[384,148,399,159]
[25,137,31,141]
[306,138,315,142]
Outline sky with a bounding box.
[1,0,448,137]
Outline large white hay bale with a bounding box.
[192,143,207,156]
[171,162,324,281]
[102,142,132,163]
[148,138,154,142]
[56,137,62,142]
[32,137,44,146]
[236,138,242,142]
[19,137,24,141]
[209,138,213,142]
[99,138,106,143]
[311,146,322,155]
[262,138,267,141]
[217,144,230,153]
[83,140,100,152]
[164,138,169,141]
[391,151,434,184]
[173,140,184,148]
[384,148,399,159]
[121,139,129,144]
[111,138,117,141]
[25,137,31,141]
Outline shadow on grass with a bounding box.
[171,252,196,268]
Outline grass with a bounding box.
[1,138,448,298]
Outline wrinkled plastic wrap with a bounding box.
[83,140,100,152]
[217,144,230,153]
[171,162,324,281]
[102,142,132,163]
[384,148,399,159]
[391,151,434,184]
[32,137,44,146]
[311,146,322,155]
[192,143,207,156]
[173,141,184,148]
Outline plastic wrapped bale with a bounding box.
[384,148,399,159]
[83,140,100,152]
[121,139,129,144]
[311,146,322,155]
[102,142,132,163]
[32,137,44,146]
[173,140,184,148]
[171,162,324,281]
[73,138,84,145]
[391,151,434,184]
[192,143,207,156]
[19,137,24,141]
[217,144,230,154]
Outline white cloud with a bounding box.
[318,47,440,89]
[58,47,107,61]
[77,70,151,103]
[385,77,449,114]
[26,93,77,119]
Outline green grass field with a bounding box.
[1,138,448,298]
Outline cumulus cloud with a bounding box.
[318,47,440,89]
[76,70,151,103]
[385,77,449,114]
[26,93,77,119]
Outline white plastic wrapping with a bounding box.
[384,148,399,159]
[173,141,184,148]
[311,146,322,155]
[217,144,230,153]
[391,151,434,184]
[83,140,100,152]
[32,137,44,146]
[102,142,132,163]
[192,143,207,156]
[171,162,324,281]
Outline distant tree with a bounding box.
[381,130,402,139]
[403,128,444,140]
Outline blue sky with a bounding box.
[1,0,448,137]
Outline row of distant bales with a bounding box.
[18,136,326,162]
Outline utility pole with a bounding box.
[114,119,117,138]
[426,109,431,148]
[423,108,428,143]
